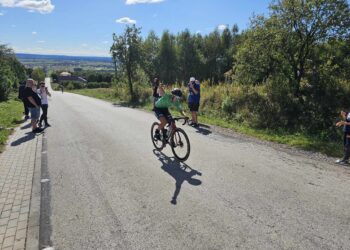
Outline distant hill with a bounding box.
[16,53,112,63]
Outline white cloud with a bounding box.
[116,17,136,24]
[0,0,55,14]
[81,43,88,47]
[37,40,45,43]
[32,31,37,35]
[196,30,201,34]
[218,24,227,31]
[102,41,109,44]
[126,0,164,4]
[0,12,4,15]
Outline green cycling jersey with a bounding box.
[155,93,182,111]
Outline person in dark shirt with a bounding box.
[18,81,29,119]
[335,110,350,164]
[187,77,200,127]
[152,77,160,110]
[23,79,43,133]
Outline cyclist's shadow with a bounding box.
[153,149,202,205]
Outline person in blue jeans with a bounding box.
[187,77,200,127]
[336,110,350,164]
[23,79,43,133]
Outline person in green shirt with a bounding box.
[154,84,187,141]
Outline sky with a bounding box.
[0,0,274,57]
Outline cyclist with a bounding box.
[154,84,187,141]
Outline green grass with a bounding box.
[70,88,342,158]
[69,88,118,103]
[0,96,24,152]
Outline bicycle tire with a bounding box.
[170,128,190,161]
[151,122,164,150]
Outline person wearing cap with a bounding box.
[187,77,200,127]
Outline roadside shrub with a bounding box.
[0,80,11,101]
[86,82,112,89]
[63,81,84,90]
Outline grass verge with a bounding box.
[0,96,24,152]
[68,88,342,158]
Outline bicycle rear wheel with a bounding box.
[170,128,190,161]
[151,122,164,150]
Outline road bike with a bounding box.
[151,117,191,162]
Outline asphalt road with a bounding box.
[44,81,350,250]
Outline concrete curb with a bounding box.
[25,132,42,250]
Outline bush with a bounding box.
[62,81,84,90]
[86,82,112,89]
[0,80,11,101]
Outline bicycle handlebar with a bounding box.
[173,117,189,125]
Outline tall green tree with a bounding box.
[141,30,160,82]
[269,0,350,95]
[202,30,222,85]
[111,25,143,98]
[158,31,178,83]
[177,29,203,83]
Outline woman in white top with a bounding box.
[37,81,51,127]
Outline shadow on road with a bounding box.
[193,125,212,136]
[153,149,202,205]
[11,132,35,146]
[21,123,32,130]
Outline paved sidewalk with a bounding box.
[0,122,42,250]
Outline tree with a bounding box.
[177,29,203,83]
[269,0,350,95]
[202,30,222,85]
[31,68,45,82]
[158,31,178,83]
[141,30,160,82]
[0,44,26,101]
[111,25,143,98]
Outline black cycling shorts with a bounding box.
[154,108,174,123]
[188,103,199,112]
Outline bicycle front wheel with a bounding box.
[170,128,190,161]
[151,122,164,150]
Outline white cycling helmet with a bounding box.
[190,77,195,82]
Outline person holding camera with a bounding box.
[187,77,200,127]
[335,110,350,165]
[37,81,52,127]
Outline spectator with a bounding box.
[37,81,51,127]
[152,77,160,110]
[187,77,200,127]
[336,110,350,165]
[23,79,43,133]
[18,81,29,119]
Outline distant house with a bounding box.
[57,71,87,83]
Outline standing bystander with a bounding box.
[336,110,350,165]
[37,81,51,127]
[152,77,160,110]
[18,81,29,119]
[187,77,200,127]
[23,79,43,133]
